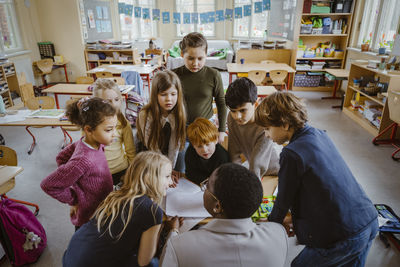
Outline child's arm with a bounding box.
[268,149,303,224]
[122,122,136,162]
[56,142,77,166]
[40,158,91,206]
[249,136,279,179]
[138,224,162,266]
[213,71,227,136]
[227,115,243,164]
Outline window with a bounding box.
[358,0,400,50]
[118,0,157,40]
[0,0,23,54]
[233,0,268,38]
[175,0,215,37]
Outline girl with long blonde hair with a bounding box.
[92,78,135,186]
[62,151,173,267]
[136,70,186,171]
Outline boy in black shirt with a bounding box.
[185,118,230,185]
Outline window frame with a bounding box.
[233,0,268,39]
[357,0,400,51]
[117,0,158,40]
[175,0,216,38]
[0,0,23,55]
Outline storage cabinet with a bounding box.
[343,63,400,139]
[84,48,141,71]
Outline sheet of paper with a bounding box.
[165,178,210,217]
[0,110,32,123]
[26,109,64,118]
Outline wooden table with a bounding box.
[0,165,23,195]
[43,83,134,109]
[323,69,350,108]
[33,60,70,83]
[87,64,158,95]
[141,55,161,64]
[257,86,277,97]
[227,63,296,88]
[0,113,75,154]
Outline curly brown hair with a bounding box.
[255,92,308,132]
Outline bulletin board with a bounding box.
[79,0,113,41]
[268,0,297,41]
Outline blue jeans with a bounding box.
[174,140,189,173]
[291,219,378,267]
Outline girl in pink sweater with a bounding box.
[41,97,117,229]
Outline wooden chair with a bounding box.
[34,59,54,87]
[248,70,267,86]
[0,146,39,215]
[95,72,113,78]
[25,96,71,154]
[270,70,288,90]
[76,76,94,84]
[260,60,276,64]
[19,83,36,107]
[105,77,125,85]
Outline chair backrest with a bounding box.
[19,83,36,106]
[104,77,125,85]
[270,70,288,85]
[36,59,54,74]
[248,70,267,86]
[388,90,400,124]
[95,72,113,78]
[260,60,276,64]
[76,76,94,84]
[25,96,55,110]
[0,146,17,166]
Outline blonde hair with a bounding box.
[94,151,171,240]
[187,118,218,146]
[92,78,127,128]
[255,92,308,132]
[137,70,186,151]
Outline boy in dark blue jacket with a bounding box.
[255,92,378,267]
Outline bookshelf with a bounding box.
[0,62,19,108]
[293,0,357,91]
[343,63,400,139]
[84,48,141,71]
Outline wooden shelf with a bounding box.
[302,13,352,16]
[292,86,333,91]
[84,48,141,70]
[86,49,134,52]
[342,107,379,136]
[296,69,326,72]
[348,85,384,106]
[299,34,347,37]
[297,57,343,60]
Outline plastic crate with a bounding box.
[37,42,55,59]
[300,24,313,34]
[294,74,321,87]
[312,28,323,35]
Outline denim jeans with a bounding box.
[174,140,189,173]
[291,219,378,267]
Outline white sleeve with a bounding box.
[160,238,179,267]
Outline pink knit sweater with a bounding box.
[41,138,113,226]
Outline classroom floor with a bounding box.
[1,76,399,266]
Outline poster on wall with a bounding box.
[225,9,233,21]
[191,13,198,24]
[96,20,102,32]
[173,12,181,24]
[88,9,96,28]
[102,6,108,19]
[152,9,160,20]
[83,26,88,39]
[96,6,103,19]
[162,12,170,24]
[216,10,224,22]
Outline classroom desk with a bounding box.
[0,165,23,195]
[227,63,296,88]
[322,69,350,108]
[0,115,75,154]
[86,64,158,95]
[141,55,161,64]
[42,83,134,109]
[257,86,277,97]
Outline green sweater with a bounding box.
[173,66,227,132]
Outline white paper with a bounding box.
[0,110,32,124]
[165,178,210,217]
[88,9,95,28]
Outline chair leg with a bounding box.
[25,126,36,155]
[60,128,73,149]
[392,146,400,161]
[2,194,39,216]
[372,123,398,145]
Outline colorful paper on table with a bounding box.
[165,178,210,218]
[0,110,32,123]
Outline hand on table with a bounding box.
[164,216,184,232]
